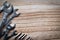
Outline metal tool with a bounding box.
[7,30,17,40]
[3,24,16,40]
[20,34,27,40]
[26,37,31,40]
[15,33,22,40]
[0,1,13,37]
[15,33,31,40]
[3,30,17,40]
[0,1,32,40]
[5,8,20,26]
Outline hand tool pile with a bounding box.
[0,1,32,40]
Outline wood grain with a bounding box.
[0,0,60,5]
[0,0,60,40]
[13,5,60,40]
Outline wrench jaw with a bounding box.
[0,1,10,13]
[12,6,20,17]
[6,24,16,31]
[12,12,20,18]
[3,1,10,8]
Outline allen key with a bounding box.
[15,32,22,40]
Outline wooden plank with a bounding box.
[0,0,60,5]
[12,18,60,23]
[15,26,60,33]
[0,5,60,33]
[0,5,60,13]
[1,31,60,40]
[26,31,60,40]
[0,12,60,18]
[15,23,60,27]
[0,2,60,40]
[51,39,60,40]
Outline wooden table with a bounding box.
[0,0,60,40]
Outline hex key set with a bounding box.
[0,1,32,40]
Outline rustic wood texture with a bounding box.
[12,5,60,40]
[0,0,60,40]
[0,0,60,5]
[12,5,60,33]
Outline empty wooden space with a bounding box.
[0,0,60,5]
[12,5,60,33]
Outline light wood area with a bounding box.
[0,0,60,40]
[12,5,60,40]
[12,5,60,33]
[0,0,60,5]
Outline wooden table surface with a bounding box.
[0,0,60,40]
